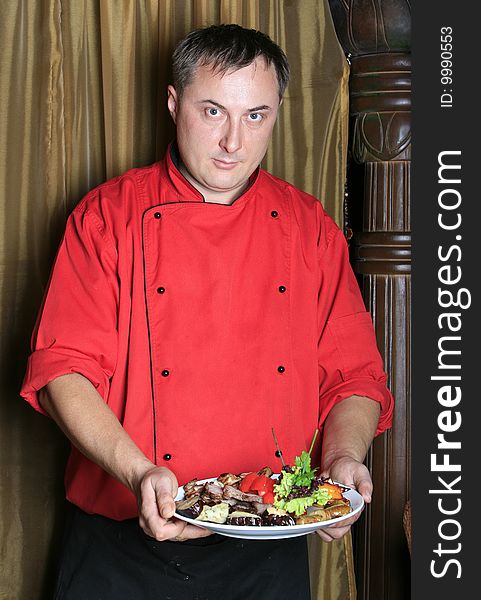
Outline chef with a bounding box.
[21,23,393,600]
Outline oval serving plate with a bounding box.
[174,476,364,540]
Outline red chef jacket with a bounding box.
[21,144,393,520]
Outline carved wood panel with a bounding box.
[327,1,411,598]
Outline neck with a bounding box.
[178,163,249,205]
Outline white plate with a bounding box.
[174,476,364,540]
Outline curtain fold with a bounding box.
[0,2,352,598]
[260,0,348,224]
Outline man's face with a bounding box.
[167,59,281,203]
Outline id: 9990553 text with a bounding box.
[440,26,453,108]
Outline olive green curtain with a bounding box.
[0,1,351,598]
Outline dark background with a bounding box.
[412,3,478,596]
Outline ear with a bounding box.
[167,85,179,123]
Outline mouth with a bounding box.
[212,158,240,170]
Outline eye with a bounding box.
[248,112,263,122]
[207,107,220,117]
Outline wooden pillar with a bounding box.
[327,2,411,598]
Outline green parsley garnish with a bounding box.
[273,430,322,508]
[293,449,317,486]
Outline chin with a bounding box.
[205,175,242,192]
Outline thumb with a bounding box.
[153,471,178,519]
[355,476,373,504]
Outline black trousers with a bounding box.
[54,504,311,600]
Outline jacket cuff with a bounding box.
[20,348,110,415]
[319,378,394,436]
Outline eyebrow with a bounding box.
[198,99,272,112]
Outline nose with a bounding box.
[220,118,242,154]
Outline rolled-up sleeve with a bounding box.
[317,226,394,435]
[20,194,119,414]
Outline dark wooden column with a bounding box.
[327,2,411,598]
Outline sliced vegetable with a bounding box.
[239,472,257,492]
[196,502,230,524]
[263,513,296,526]
[251,475,274,494]
[262,491,275,504]
[257,466,274,478]
[239,472,275,503]
[227,511,262,526]
[175,495,204,519]
[317,482,344,500]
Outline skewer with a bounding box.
[308,429,319,456]
[271,427,286,468]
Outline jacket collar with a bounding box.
[160,141,259,204]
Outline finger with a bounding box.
[316,524,351,542]
[156,490,177,519]
[355,476,373,503]
[148,520,211,542]
[139,514,168,539]
[315,512,362,541]
[316,529,335,542]
[173,522,212,541]
[145,518,187,541]
[328,512,362,530]
[139,490,167,536]
[147,471,178,520]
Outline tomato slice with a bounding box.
[239,472,275,497]
[263,491,275,504]
[239,472,257,492]
[251,475,272,492]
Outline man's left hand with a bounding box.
[315,456,372,542]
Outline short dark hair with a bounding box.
[172,24,290,99]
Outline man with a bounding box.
[21,24,393,599]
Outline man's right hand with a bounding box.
[134,465,211,542]
[41,374,210,543]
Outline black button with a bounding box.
[163,453,172,461]
[271,210,279,218]
[277,365,285,373]
[157,287,165,294]
[278,285,286,293]
[154,212,161,219]
[275,450,282,458]
[161,369,170,377]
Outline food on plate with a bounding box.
[321,501,352,519]
[196,502,230,523]
[262,512,296,527]
[272,440,346,517]
[175,495,203,519]
[227,511,263,526]
[174,431,353,527]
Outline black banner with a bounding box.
[412,3,478,597]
